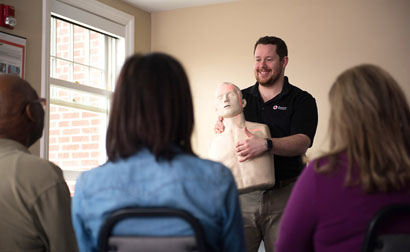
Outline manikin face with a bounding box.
[254,44,287,87]
[215,83,245,118]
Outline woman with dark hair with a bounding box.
[275,64,410,252]
[72,53,246,252]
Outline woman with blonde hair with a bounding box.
[275,64,410,252]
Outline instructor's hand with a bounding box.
[214,116,225,134]
[236,128,267,162]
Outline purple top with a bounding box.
[275,153,410,252]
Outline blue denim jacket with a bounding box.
[72,148,246,252]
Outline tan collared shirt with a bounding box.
[0,138,78,252]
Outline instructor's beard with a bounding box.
[256,66,283,87]
[257,73,280,87]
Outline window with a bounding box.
[49,17,117,192]
[42,0,134,194]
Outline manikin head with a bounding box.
[215,82,246,118]
[0,75,45,147]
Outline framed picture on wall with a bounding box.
[0,31,26,78]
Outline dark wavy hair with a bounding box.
[106,53,195,161]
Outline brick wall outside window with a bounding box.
[50,18,111,194]
[49,104,106,171]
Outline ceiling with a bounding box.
[122,0,239,13]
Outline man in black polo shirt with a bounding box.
[216,36,318,252]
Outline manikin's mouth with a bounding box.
[224,104,230,108]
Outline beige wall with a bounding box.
[0,0,150,156]
[151,0,410,160]
[97,0,151,53]
[2,0,409,160]
[0,0,43,154]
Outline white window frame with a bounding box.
[41,0,134,179]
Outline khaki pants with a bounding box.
[239,182,295,252]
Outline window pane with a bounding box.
[73,25,89,65]
[51,85,70,101]
[89,31,105,69]
[90,68,105,89]
[49,104,108,172]
[56,19,72,60]
[73,63,90,86]
[49,14,124,195]
[50,85,109,111]
[50,58,55,78]
[52,59,71,81]
[50,18,56,57]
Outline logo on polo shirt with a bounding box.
[273,105,287,110]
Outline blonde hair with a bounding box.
[315,64,410,193]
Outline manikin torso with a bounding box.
[209,83,275,193]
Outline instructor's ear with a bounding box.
[281,56,289,68]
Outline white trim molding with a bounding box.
[56,0,134,55]
[41,0,134,160]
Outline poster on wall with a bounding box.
[0,31,26,78]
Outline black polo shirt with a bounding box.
[242,76,318,181]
